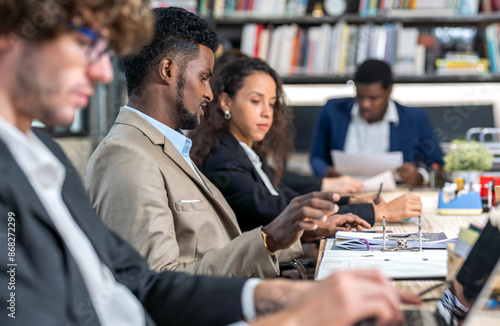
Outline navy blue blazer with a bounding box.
[0,130,246,326]
[201,132,375,232]
[310,98,444,177]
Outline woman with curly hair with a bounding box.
[190,58,365,232]
[190,57,422,232]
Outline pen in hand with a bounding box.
[375,182,383,205]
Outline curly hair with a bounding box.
[0,0,153,55]
[190,57,295,186]
[123,7,219,96]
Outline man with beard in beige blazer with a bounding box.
[84,8,369,278]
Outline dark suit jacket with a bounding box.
[310,98,445,177]
[201,132,374,232]
[0,129,246,326]
[282,170,323,195]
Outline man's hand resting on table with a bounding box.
[251,270,422,326]
[397,163,424,186]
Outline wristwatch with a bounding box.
[260,227,275,257]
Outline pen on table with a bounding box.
[382,216,386,250]
[375,182,383,205]
[352,230,393,233]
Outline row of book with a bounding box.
[202,0,309,18]
[200,0,500,18]
[359,0,485,16]
[485,24,500,74]
[240,22,426,77]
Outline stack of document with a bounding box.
[335,230,459,250]
[316,239,448,280]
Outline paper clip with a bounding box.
[381,216,423,252]
[359,238,370,250]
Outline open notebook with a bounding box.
[356,220,500,326]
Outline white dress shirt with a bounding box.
[239,142,279,196]
[0,116,145,326]
[344,100,399,154]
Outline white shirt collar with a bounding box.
[239,142,259,163]
[0,115,65,189]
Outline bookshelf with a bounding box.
[212,12,500,26]
[205,3,500,84]
[280,74,500,84]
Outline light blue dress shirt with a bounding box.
[123,106,205,184]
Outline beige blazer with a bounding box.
[84,108,302,277]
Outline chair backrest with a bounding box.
[467,127,500,170]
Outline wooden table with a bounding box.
[315,188,490,310]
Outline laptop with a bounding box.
[462,258,500,325]
[357,220,500,326]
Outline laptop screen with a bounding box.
[437,221,500,323]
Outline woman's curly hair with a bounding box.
[0,0,153,55]
[190,57,295,186]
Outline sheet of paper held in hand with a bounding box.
[316,239,448,280]
[331,150,404,178]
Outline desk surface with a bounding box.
[315,189,491,314]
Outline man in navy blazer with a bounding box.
[310,59,444,186]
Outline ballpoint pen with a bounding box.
[375,182,383,205]
[418,215,422,251]
[352,230,393,233]
[382,216,386,250]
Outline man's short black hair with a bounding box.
[123,7,219,96]
[354,59,393,89]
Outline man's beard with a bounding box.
[176,72,199,130]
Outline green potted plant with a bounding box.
[443,139,493,185]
